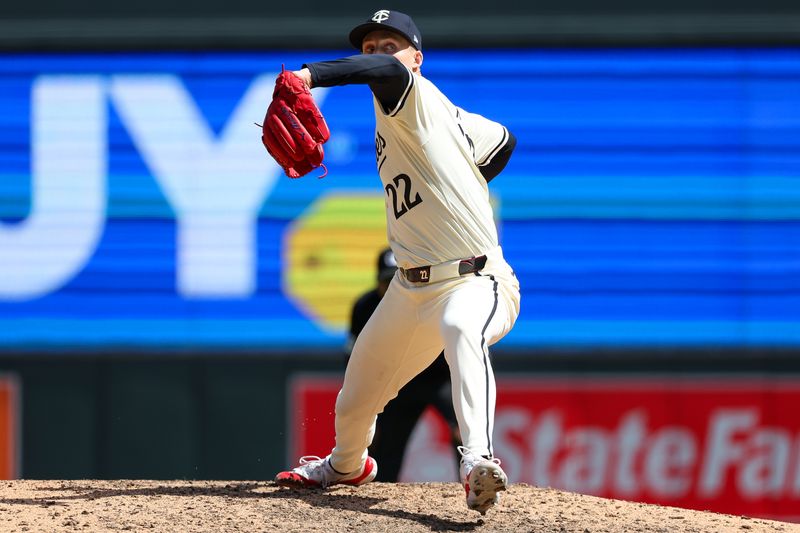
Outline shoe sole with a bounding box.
[466,462,508,515]
[274,472,320,488]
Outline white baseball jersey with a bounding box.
[301,49,520,474]
[373,68,510,269]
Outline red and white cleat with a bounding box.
[275,455,378,489]
[458,446,508,515]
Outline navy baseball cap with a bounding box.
[377,248,397,281]
[349,10,422,51]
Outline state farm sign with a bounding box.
[289,376,800,521]
[496,379,800,519]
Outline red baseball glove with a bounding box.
[261,67,330,178]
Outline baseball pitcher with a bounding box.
[265,10,520,515]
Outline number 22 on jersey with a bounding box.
[376,131,423,219]
[385,174,422,219]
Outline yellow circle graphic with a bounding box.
[283,193,388,331]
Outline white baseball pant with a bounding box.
[329,245,520,474]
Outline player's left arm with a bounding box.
[478,130,516,183]
[458,108,517,183]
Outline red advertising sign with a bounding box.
[289,374,461,483]
[288,374,341,467]
[289,375,800,521]
[0,375,20,480]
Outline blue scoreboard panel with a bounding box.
[1,49,798,351]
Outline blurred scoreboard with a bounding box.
[1,49,799,352]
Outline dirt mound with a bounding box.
[0,480,796,532]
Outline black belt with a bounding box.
[401,255,487,283]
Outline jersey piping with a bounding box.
[477,127,509,167]
[478,272,499,456]
[387,67,415,117]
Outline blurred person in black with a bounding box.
[346,247,461,482]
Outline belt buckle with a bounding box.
[404,266,430,283]
[413,266,430,282]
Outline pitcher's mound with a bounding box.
[0,480,796,532]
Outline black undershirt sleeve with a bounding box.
[479,131,517,183]
[304,54,515,183]
[304,54,411,114]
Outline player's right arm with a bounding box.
[292,55,412,115]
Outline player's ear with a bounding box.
[414,50,423,71]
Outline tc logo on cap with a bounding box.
[372,10,390,23]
